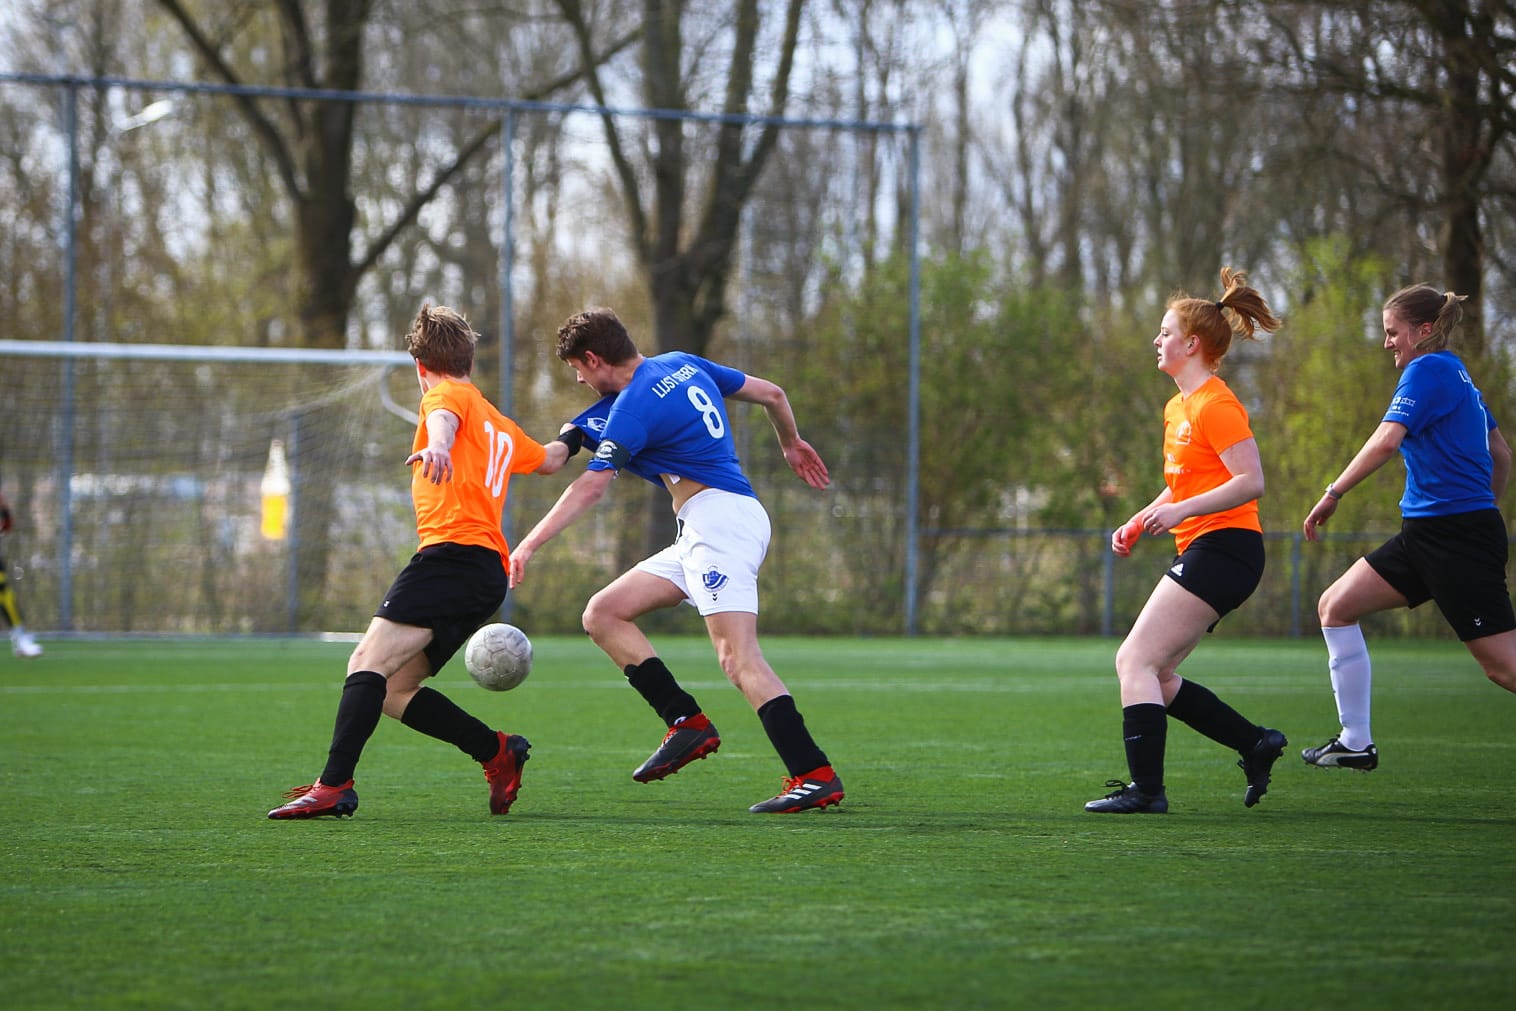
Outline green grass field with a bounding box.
[2,635,1513,1010]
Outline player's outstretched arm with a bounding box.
[510,468,614,588]
[1303,421,1403,543]
[731,375,830,490]
[536,425,583,476]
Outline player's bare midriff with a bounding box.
[661,473,709,512]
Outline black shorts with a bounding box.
[1163,528,1265,627]
[376,542,508,674]
[1365,509,1516,641]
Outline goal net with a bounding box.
[0,340,424,634]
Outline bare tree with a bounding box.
[152,0,635,624]
[1265,0,1516,352]
[553,0,805,356]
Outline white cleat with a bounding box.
[11,630,43,658]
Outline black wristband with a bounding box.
[553,427,584,458]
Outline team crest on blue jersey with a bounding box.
[594,439,624,466]
[702,567,730,596]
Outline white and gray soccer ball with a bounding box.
[464,622,533,691]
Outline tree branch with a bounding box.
[554,0,653,267]
[351,19,642,284]
[154,0,303,198]
[689,0,804,331]
[349,120,502,290]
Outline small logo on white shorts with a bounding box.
[702,568,730,598]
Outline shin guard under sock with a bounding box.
[1122,703,1168,796]
[1323,624,1373,750]
[757,694,829,776]
[320,670,387,786]
[1166,678,1263,753]
[400,685,500,763]
[624,657,700,727]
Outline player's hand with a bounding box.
[1142,504,1184,536]
[406,446,453,484]
[1302,494,1338,543]
[1111,515,1143,557]
[784,439,830,489]
[508,545,534,589]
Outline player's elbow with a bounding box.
[575,471,613,505]
[738,375,785,407]
[1489,431,1511,470]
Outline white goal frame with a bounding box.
[0,338,418,631]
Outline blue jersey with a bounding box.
[1384,350,1498,517]
[570,352,756,498]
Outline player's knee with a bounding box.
[708,636,752,679]
[580,592,613,640]
[346,644,372,673]
[1113,641,1144,683]
[1316,586,1347,626]
[1481,664,1516,694]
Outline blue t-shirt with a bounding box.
[569,352,756,498]
[1384,350,1498,517]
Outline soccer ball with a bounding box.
[464,622,532,691]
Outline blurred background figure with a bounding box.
[0,483,43,658]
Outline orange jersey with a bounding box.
[1162,375,1261,553]
[411,379,547,567]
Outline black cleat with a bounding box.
[1238,727,1288,807]
[748,766,844,814]
[1302,736,1378,771]
[1084,780,1168,814]
[632,712,720,782]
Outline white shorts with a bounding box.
[635,488,771,616]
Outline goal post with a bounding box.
[0,339,419,634]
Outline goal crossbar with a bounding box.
[0,339,411,366]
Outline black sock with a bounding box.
[757,694,830,777]
[624,657,700,727]
[319,670,387,786]
[400,686,500,763]
[1166,679,1263,754]
[1122,703,1167,796]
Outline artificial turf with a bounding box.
[2,634,1512,1009]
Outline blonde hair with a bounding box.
[1169,267,1281,368]
[1383,283,1467,352]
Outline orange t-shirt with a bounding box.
[1162,375,1261,554]
[412,379,547,567]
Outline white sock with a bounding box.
[1322,624,1373,750]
